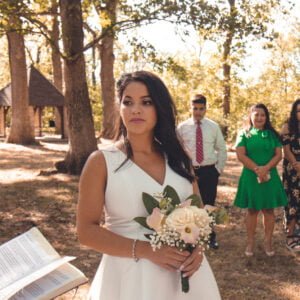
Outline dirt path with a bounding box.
[0,138,299,299]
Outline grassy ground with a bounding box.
[0,137,299,300]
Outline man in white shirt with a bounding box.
[177,94,227,249]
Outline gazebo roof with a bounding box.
[29,65,64,107]
[0,65,65,107]
[0,84,11,107]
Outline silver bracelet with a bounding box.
[132,239,139,262]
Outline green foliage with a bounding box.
[142,192,160,214]
[0,37,9,87]
[88,84,103,133]
[163,185,180,206]
[42,107,55,130]
[0,0,299,146]
[187,194,203,208]
[211,207,229,225]
[133,216,151,230]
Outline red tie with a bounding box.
[196,121,203,164]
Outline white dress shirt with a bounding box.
[177,117,227,173]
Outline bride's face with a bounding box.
[120,81,157,136]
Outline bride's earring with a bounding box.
[154,136,162,145]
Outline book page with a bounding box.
[0,227,60,291]
[0,256,76,300]
[10,264,88,300]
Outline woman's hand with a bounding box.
[179,246,204,278]
[293,161,300,173]
[293,162,300,175]
[254,166,270,183]
[255,166,269,178]
[146,244,190,272]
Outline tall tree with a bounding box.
[90,0,207,139]
[99,0,117,139]
[58,0,97,174]
[217,0,281,117]
[6,10,35,144]
[222,0,235,118]
[50,0,68,138]
[188,0,284,118]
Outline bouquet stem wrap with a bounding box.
[181,244,194,293]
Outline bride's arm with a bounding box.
[76,150,189,270]
[77,150,134,256]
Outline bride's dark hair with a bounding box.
[114,70,194,182]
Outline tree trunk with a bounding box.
[222,62,231,117]
[92,44,97,87]
[50,0,68,139]
[6,16,35,145]
[99,0,118,139]
[222,0,235,118]
[58,0,97,175]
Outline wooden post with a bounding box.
[4,107,9,137]
[39,107,43,137]
[59,106,65,139]
[0,107,4,136]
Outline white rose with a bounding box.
[165,207,200,244]
[189,206,213,237]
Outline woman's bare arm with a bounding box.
[76,150,189,270]
[235,146,258,171]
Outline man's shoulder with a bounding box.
[203,117,219,127]
[177,118,193,128]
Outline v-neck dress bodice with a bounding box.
[103,144,192,241]
[88,144,221,300]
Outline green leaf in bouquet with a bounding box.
[144,233,152,240]
[186,194,203,208]
[133,217,152,230]
[214,207,229,224]
[163,185,180,206]
[142,192,160,214]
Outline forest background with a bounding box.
[0,0,300,175]
[1,1,300,299]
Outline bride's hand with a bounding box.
[179,246,204,278]
[147,244,190,272]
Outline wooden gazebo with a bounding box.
[0,65,65,138]
[0,84,11,137]
[29,66,65,138]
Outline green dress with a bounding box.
[234,128,288,210]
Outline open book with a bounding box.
[0,227,88,300]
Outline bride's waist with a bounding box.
[105,221,152,241]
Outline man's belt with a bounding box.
[193,164,215,170]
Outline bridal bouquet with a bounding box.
[134,185,213,293]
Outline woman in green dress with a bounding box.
[234,103,287,257]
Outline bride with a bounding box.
[77,70,221,299]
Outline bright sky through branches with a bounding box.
[119,0,300,81]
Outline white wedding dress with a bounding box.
[88,145,221,300]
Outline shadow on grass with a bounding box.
[0,177,100,279]
[0,147,65,171]
[209,206,300,300]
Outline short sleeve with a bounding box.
[235,130,247,148]
[270,131,282,148]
